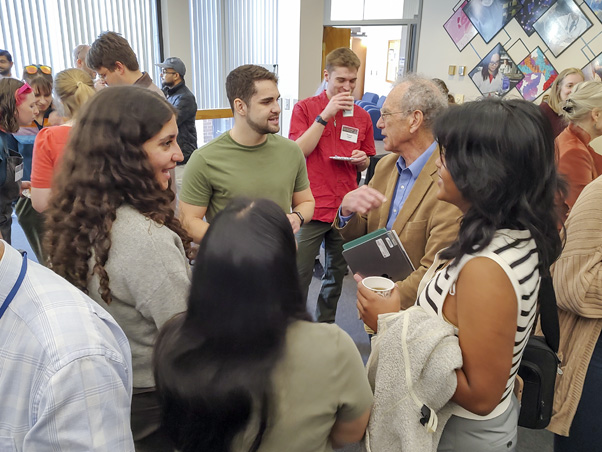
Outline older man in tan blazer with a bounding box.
[334,74,461,331]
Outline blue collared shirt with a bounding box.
[385,141,437,230]
[0,241,135,451]
[338,142,437,229]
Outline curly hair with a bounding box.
[0,78,25,133]
[45,86,193,304]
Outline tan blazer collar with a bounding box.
[388,146,440,231]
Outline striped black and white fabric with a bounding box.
[416,229,540,420]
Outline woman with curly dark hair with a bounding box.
[45,85,193,451]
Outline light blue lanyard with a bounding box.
[0,251,27,319]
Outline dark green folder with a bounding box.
[342,228,415,281]
[343,228,389,251]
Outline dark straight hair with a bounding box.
[154,197,310,452]
[480,49,500,81]
[434,98,564,274]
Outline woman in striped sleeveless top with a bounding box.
[415,99,564,451]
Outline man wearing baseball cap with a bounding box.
[156,57,198,165]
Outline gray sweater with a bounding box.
[364,306,462,452]
[88,205,191,388]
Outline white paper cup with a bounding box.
[361,276,395,298]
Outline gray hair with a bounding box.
[561,81,602,124]
[395,73,448,129]
[72,44,90,64]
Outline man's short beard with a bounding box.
[246,116,279,135]
[0,68,10,76]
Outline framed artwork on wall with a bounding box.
[583,0,602,24]
[533,0,592,57]
[463,0,523,44]
[582,52,602,80]
[468,43,524,97]
[515,0,557,36]
[516,47,558,101]
[444,1,479,51]
[386,40,401,83]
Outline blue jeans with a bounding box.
[296,221,347,323]
[554,331,602,452]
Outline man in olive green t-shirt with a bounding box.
[179,64,314,243]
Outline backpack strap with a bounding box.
[537,274,560,354]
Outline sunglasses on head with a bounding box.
[25,64,52,75]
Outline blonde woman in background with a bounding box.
[556,81,602,212]
[31,68,96,213]
[540,68,584,138]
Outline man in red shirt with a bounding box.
[289,47,376,323]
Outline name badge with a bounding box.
[340,125,359,143]
[14,163,23,182]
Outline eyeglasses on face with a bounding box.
[161,69,176,75]
[380,109,405,118]
[25,64,52,75]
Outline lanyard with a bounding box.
[0,251,27,320]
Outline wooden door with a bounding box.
[321,26,351,75]
[352,37,367,100]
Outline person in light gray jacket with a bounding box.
[45,86,194,452]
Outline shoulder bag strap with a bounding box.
[537,274,560,353]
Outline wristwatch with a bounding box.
[315,115,328,126]
[292,211,305,227]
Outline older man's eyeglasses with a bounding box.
[380,109,404,118]
[161,69,177,75]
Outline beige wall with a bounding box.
[416,0,602,103]
[278,0,325,137]
[160,0,193,84]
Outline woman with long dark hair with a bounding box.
[154,197,372,452]
[45,86,193,451]
[471,50,504,96]
[357,98,563,451]
[428,99,563,451]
